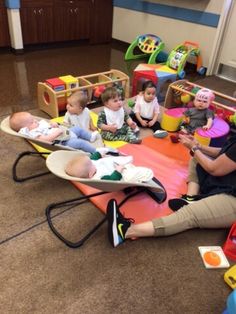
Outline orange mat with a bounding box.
[72,137,190,223]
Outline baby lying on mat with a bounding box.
[65,152,154,182]
[9,112,107,154]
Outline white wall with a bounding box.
[112,0,225,68]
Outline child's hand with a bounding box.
[140,119,148,127]
[148,120,155,127]
[183,117,190,124]
[129,121,137,129]
[114,164,125,173]
[202,125,209,130]
[54,128,64,136]
[50,122,59,128]
[109,123,118,133]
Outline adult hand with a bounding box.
[178,134,199,150]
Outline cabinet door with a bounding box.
[0,1,10,47]
[54,0,90,42]
[20,0,54,44]
[90,0,113,44]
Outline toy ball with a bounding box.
[181,93,191,104]
[173,95,182,105]
[203,251,221,267]
[93,85,106,98]
[191,86,201,95]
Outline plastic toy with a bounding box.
[224,265,236,289]
[59,75,78,96]
[223,289,236,314]
[125,34,167,64]
[93,85,106,101]
[132,41,205,102]
[166,41,205,79]
[223,222,236,262]
[229,113,236,125]
[38,69,130,118]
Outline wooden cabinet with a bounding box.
[90,0,113,44]
[54,0,90,42]
[0,0,11,47]
[19,0,113,45]
[20,0,54,44]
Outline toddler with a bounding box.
[65,152,154,182]
[170,88,215,143]
[97,87,141,144]
[181,88,215,133]
[64,90,97,131]
[130,80,162,132]
[9,112,108,154]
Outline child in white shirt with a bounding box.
[97,87,141,144]
[130,80,162,132]
[64,90,97,131]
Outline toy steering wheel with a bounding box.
[138,34,162,54]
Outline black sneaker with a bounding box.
[106,199,133,248]
[168,194,200,211]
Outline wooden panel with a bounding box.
[20,0,53,8]
[0,5,10,47]
[54,0,90,42]
[90,0,113,44]
[20,6,54,44]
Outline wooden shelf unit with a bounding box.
[164,79,236,114]
[38,69,130,118]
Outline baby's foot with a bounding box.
[134,126,140,134]
[130,138,142,144]
[90,131,99,142]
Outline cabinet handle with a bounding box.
[33,9,37,14]
[69,0,74,3]
[38,8,43,15]
[70,8,73,14]
[74,8,78,13]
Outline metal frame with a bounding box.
[12,151,50,182]
[45,186,166,249]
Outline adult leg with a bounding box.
[107,194,236,247]
[168,158,200,211]
[151,194,236,237]
[187,157,200,195]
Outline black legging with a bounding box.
[130,112,161,132]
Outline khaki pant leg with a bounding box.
[152,194,236,236]
[187,157,199,184]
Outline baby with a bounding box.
[181,88,215,134]
[9,112,107,154]
[65,152,154,182]
[170,88,215,143]
[64,90,97,131]
[130,80,162,132]
[97,87,141,144]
